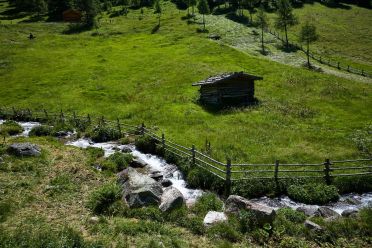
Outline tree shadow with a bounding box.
[0,7,31,20]
[275,43,300,53]
[198,98,261,115]
[196,28,209,33]
[225,12,250,25]
[151,24,160,34]
[20,15,45,23]
[212,6,235,15]
[63,23,91,35]
[318,1,352,9]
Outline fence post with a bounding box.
[43,109,48,120]
[117,118,121,136]
[27,108,32,119]
[225,158,232,196]
[101,116,105,126]
[274,160,280,194]
[337,62,340,70]
[140,123,145,135]
[60,110,65,124]
[361,70,364,76]
[87,114,91,125]
[162,133,166,150]
[12,107,16,117]
[320,57,322,63]
[324,159,332,185]
[191,144,196,165]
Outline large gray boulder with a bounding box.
[296,206,319,217]
[203,211,228,227]
[130,157,148,168]
[315,207,340,218]
[341,209,358,217]
[225,195,276,225]
[304,220,322,231]
[119,167,163,208]
[8,143,41,157]
[159,186,185,212]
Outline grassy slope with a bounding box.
[267,2,372,72]
[0,2,371,163]
[0,136,218,247]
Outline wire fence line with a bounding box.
[267,29,372,79]
[1,107,371,194]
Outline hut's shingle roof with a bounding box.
[192,71,263,86]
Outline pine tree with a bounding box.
[275,0,298,49]
[154,0,162,26]
[256,5,268,54]
[190,0,197,17]
[197,0,210,31]
[299,21,318,68]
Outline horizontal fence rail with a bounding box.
[1,107,371,195]
[267,29,372,79]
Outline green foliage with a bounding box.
[298,21,318,44]
[277,208,306,223]
[207,222,241,242]
[334,175,372,194]
[107,152,133,171]
[0,224,101,248]
[29,125,53,136]
[46,173,78,196]
[191,192,223,217]
[135,135,158,154]
[86,147,105,159]
[89,125,121,142]
[275,0,298,46]
[287,183,339,204]
[237,209,259,233]
[187,167,225,193]
[231,179,276,198]
[0,120,23,136]
[87,182,122,215]
[124,206,164,222]
[0,199,13,223]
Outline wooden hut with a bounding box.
[192,72,263,106]
[63,9,82,22]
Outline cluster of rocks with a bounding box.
[118,167,183,212]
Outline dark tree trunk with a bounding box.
[307,41,310,68]
[284,24,288,48]
[203,14,205,30]
[261,25,265,53]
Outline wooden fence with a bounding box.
[267,29,372,79]
[1,107,371,195]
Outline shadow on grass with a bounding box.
[275,43,300,53]
[151,24,160,34]
[63,23,92,35]
[225,12,250,25]
[198,98,261,115]
[20,15,45,23]
[212,6,235,15]
[0,7,31,21]
[196,28,209,33]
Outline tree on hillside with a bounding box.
[299,21,318,68]
[256,5,268,54]
[190,0,197,17]
[154,0,162,26]
[77,0,101,27]
[197,0,210,31]
[246,0,257,23]
[275,0,298,49]
[33,0,48,16]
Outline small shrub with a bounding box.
[89,125,121,142]
[86,147,105,159]
[187,167,225,193]
[277,208,306,224]
[119,137,131,145]
[287,183,339,205]
[334,175,372,194]
[184,216,206,235]
[87,182,121,215]
[231,179,276,198]
[125,206,164,222]
[238,209,259,233]
[250,228,270,245]
[134,135,158,154]
[279,236,310,248]
[29,125,53,136]
[207,222,241,242]
[108,152,133,171]
[0,120,23,136]
[191,192,223,217]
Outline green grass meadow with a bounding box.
[0,2,371,164]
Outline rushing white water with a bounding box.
[67,138,204,204]
[2,119,372,212]
[250,193,372,214]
